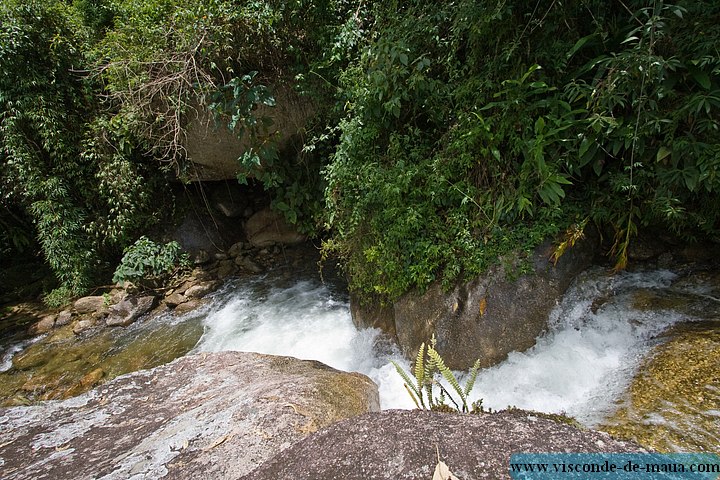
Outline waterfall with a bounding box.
[194,267,692,426]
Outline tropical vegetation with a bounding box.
[1,0,718,306]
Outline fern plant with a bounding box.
[392,335,484,413]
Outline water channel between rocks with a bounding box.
[1,264,718,453]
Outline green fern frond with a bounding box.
[427,346,464,400]
[391,360,424,409]
[402,381,422,410]
[464,359,483,397]
[414,343,426,391]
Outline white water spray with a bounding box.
[195,268,693,425]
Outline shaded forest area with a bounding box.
[1,0,719,306]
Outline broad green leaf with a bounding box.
[656,146,672,162]
[691,70,711,90]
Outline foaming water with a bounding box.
[195,268,694,424]
[467,269,686,426]
[194,275,416,409]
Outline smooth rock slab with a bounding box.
[0,352,380,480]
[244,410,646,480]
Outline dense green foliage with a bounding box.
[1,0,719,305]
[322,0,720,300]
[0,0,171,304]
[0,0,342,303]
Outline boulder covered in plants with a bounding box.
[352,234,596,370]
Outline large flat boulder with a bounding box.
[243,409,645,480]
[183,86,313,182]
[0,352,380,480]
[105,295,156,327]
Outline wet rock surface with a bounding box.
[0,352,380,480]
[106,295,156,327]
[244,409,645,480]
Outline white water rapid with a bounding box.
[195,267,691,427]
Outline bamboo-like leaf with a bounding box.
[414,343,426,392]
[402,382,422,410]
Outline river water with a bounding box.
[1,262,717,451]
[194,267,697,426]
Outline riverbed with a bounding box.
[1,262,718,452]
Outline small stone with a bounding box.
[29,315,56,335]
[110,289,127,304]
[173,299,205,315]
[193,250,211,265]
[185,283,213,299]
[175,279,195,295]
[62,368,105,399]
[216,260,237,279]
[80,368,105,388]
[165,293,188,308]
[239,257,264,274]
[55,310,73,326]
[228,242,244,258]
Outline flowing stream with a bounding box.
[193,267,708,428]
[1,262,717,451]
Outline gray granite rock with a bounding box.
[244,409,646,480]
[0,352,380,480]
[352,233,597,370]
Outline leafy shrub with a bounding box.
[112,236,189,288]
[322,0,720,302]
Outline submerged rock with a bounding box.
[602,320,720,453]
[28,315,56,334]
[244,409,645,480]
[0,352,380,480]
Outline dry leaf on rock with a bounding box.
[432,460,460,480]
